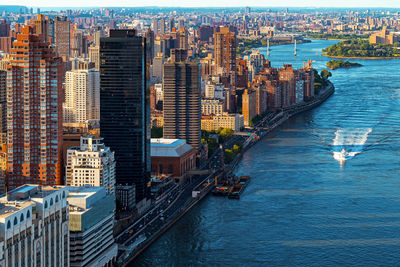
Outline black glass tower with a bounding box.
[100,29,150,202]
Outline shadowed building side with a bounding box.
[100,29,150,202]
[163,61,201,150]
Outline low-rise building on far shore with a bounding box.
[369,26,400,44]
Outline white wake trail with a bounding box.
[332,128,373,163]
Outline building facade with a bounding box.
[150,139,196,177]
[204,81,224,99]
[115,185,136,211]
[163,61,201,150]
[242,89,257,126]
[0,184,69,267]
[63,60,100,124]
[201,113,244,132]
[7,26,63,189]
[88,46,100,71]
[369,26,400,44]
[201,99,224,115]
[214,27,236,77]
[66,136,116,194]
[100,29,150,202]
[0,70,6,135]
[213,113,244,132]
[68,186,117,267]
[54,16,71,61]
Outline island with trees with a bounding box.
[322,39,400,59]
[326,60,363,70]
[306,33,370,40]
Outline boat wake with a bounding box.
[332,128,373,164]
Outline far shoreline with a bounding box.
[308,37,346,41]
[321,52,400,60]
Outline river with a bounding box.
[132,40,400,266]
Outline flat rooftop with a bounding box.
[151,138,194,157]
[151,138,184,146]
[3,185,60,201]
[0,201,32,218]
[65,186,102,198]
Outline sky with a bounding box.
[3,0,400,8]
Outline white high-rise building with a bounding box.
[0,185,70,267]
[201,99,224,115]
[205,81,224,99]
[66,135,116,194]
[154,83,163,103]
[63,60,100,124]
[88,46,100,71]
[68,186,117,267]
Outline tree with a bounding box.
[321,69,332,80]
[224,149,235,164]
[219,128,234,138]
[151,127,163,138]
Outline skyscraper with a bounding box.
[177,27,189,50]
[6,26,63,189]
[159,18,166,34]
[70,25,84,58]
[214,26,236,79]
[163,58,201,150]
[0,70,6,135]
[100,29,150,202]
[29,14,50,42]
[93,27,103,47]
[152,18,159,34]
[54,16,71,60]
[88,45,100,71]
[63,60,100,124]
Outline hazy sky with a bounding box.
[8,0,400,8]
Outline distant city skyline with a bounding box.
[7,0,400,8]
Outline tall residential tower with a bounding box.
[6,26,63,189]
[163,56,201,149]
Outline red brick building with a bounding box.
[252,60,315,111]
[6,26,63,189]
[151,139,196,178]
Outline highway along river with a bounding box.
[132,40,400,266]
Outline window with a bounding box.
[62,191,65,199]
[20,214,24,222]
[13,217,17,225]
[44,201,48,209]
[50,198,53,206]
[7,221,10,229]
[55,195,59,203]
[27,210,31,218]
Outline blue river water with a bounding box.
[132,40,400,266]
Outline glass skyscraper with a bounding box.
[100,29,150,202]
